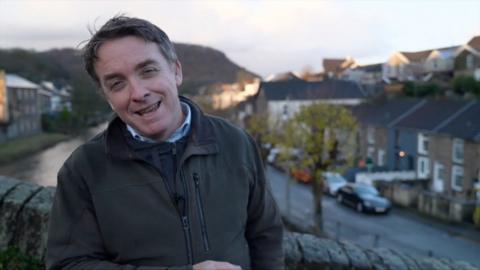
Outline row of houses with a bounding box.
[353,98,480,222]
[0,71,71,143]
[323,35,480,85]
[231,73,479,222]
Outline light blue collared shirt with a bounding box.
[126,102,191,143]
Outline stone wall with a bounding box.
[1,175,479,270]
[418,191,476,223]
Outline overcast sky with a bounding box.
[1,0,479,77]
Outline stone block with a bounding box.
[440,259,479,270]
[375,247,409,270]
[364,249,389,270]
[417,257,458,270]
[321,238,349,270]
[15,187,55,259]
[0,176,22,202]
[296,233,330,269]
[0,182,42,250]
[284,232,302,270]
[339,240,372,270]
[387,249,422,270]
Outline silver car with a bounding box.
[323,172,347,196]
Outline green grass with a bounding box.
[0,247,43,270]
[0,133,69,165]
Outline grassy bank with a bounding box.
[0,133,69,165]
[0,247,42,270]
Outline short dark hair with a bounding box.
[82,16,178,84]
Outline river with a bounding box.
[0,123,107,187]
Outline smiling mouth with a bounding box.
[136,101,161,116]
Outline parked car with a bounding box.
[322,172,347,196]
[336,183,391,214]
[291,168,312,183]
[266,147,280,164]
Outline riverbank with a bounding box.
[0,133,69,165]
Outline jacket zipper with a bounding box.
[193,173,210,252]
[181,215,193,264]
[131,143,194,264]
[175,144,193,264]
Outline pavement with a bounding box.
[391,205,480,245]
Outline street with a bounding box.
[266,165,480,265]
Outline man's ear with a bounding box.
[174,60,183,86]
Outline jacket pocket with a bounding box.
[193,173,210,252]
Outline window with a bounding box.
[367,146,375,159]
[282,104,289,121]
[377,149,386,166]
[418,133,429,155]
[417,156,430,179]
[467,55,474,69]
[451,165,464,191]
[433,162,445,192]
[367,126,375,144]
[452,139,464,164]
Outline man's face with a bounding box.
[94,36,183,141]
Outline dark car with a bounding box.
[336,183,391,214]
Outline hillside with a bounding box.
[0,43,259,95]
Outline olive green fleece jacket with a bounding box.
[46,97,284,270]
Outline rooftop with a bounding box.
[467,35,480,50]
[394,99,467,131]
[400,50,433,62]
[351,98,423,126]
[260,79,366,101]
[6,74,39,89]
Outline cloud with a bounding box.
[0,0,479,76]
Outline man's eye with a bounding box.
[142,67,158,76]
[108,80,125,91]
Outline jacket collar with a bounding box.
[104,96,219,160]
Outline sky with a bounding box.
[0,0,479,78]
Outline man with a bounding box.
[46,16,284,270]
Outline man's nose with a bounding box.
[130,78,150,101]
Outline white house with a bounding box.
[424,46,461,73]
[256,79,366,124]
[383,50,432,81]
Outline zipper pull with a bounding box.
[182,216,189,229]
[193,173,199,186]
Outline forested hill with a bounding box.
[0,42,259,95]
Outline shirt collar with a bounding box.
[126,101,191,143]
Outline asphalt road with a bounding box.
[266,165,480,265]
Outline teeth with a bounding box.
[137,102,160,115]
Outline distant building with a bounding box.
[454,36,480,80]
[424,46,460,74]
[255,79,366,124]
[344,63,384,85]
[265,72,303,82]
[0,74,41,142]
[467,35,480,51]
[322,57,357,78]
[383,50,433,81]
[40,81,72,112]
[208,79,261,110]
[352,98,480,222]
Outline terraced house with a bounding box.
[353,98,480,222]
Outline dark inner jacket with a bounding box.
[46,96,284,270]
[125,129,188,211]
